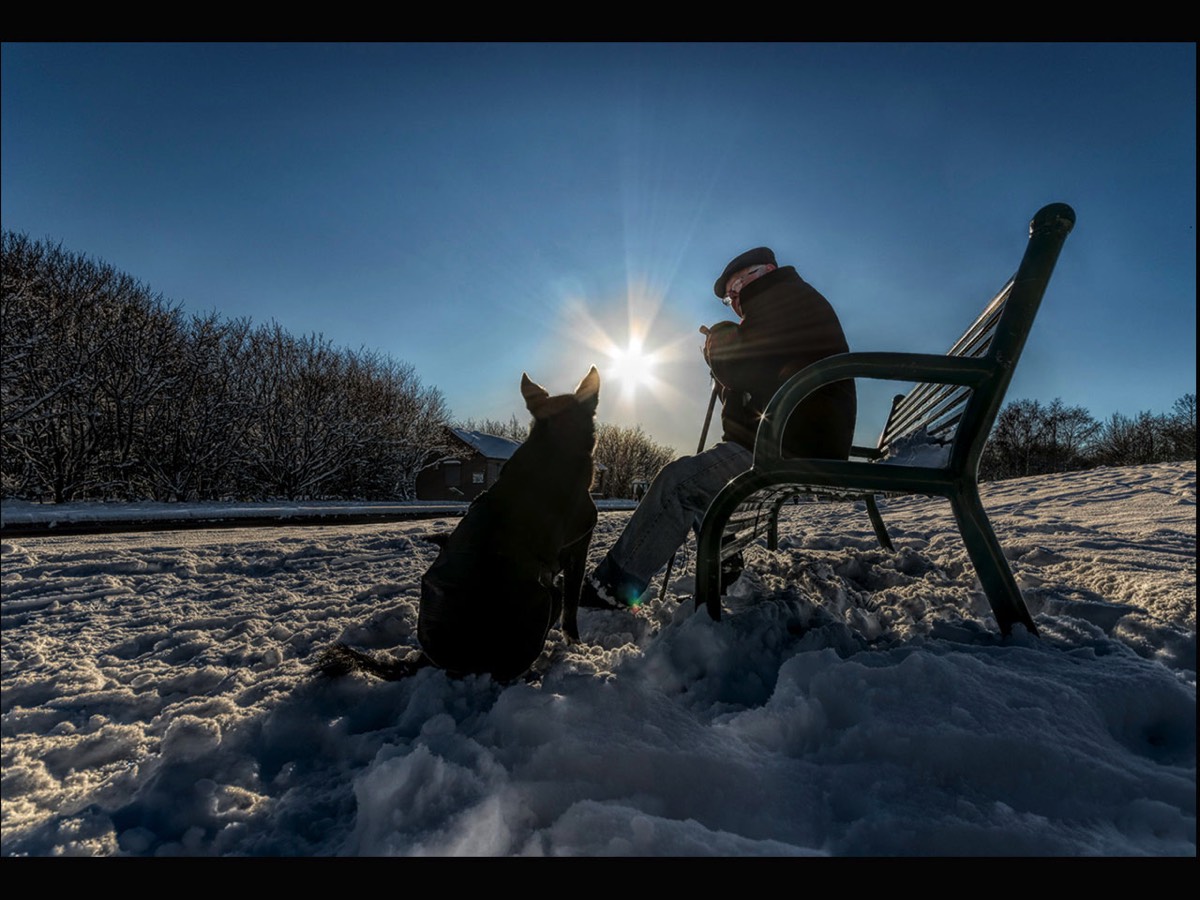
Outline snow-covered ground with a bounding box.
[1,462,1194,856]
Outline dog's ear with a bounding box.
[574,366,600,409]
[521,373,551,413]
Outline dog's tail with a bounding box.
[314,643,432,681]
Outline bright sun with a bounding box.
[608,337,658,390]
[557,283,696,417]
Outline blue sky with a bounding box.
[2,42,1194,454]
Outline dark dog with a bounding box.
[317,368,599,684]
[416,367,599,681]
[318,368,599,683]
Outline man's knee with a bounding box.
[656,455,692,492]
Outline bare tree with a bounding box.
[1040,398,1101,473]
[593,422,678,499]
[1,232,179,501]
[138,313,256,501]
[3,234,105,500]
[91,289,185,498]
[1163,393,1197,460]
[335,351,453,500]
[238,325,347,499]
[980,399,1047,480]
[1092,409,1177,467]
[382,367,454,500]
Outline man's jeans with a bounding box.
[599,441,753,598]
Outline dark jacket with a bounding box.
[706,266,855,459]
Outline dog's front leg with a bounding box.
[559,528,593,643]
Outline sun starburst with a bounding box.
[607,335,659,397]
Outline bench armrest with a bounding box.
[754,351,996,466]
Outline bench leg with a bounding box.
[865,494,894,551]
[767,493,791,551]
[950,485,1038,636]
[696,471,776,621]
[697,512,728,621]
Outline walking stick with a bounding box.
[656,375,720,602]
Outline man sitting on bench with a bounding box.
[581,246,857,610]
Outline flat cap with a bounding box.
[714,247,777,298]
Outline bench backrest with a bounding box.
[876,203,1076,476]
[877,278,1013,450]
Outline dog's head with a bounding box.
[520,367,599,455]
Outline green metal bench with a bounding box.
[694,202,1077,636]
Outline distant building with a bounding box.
[416,428,521,501]
[416,427,609,501]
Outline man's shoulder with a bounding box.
[750,266,823,300]
[748,269,835,316]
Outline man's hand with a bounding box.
[702,320,739,365]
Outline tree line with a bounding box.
[978,394,1195,481]
[2,232,1193,504]
[1,232,677,504]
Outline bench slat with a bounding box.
[884,383,971,447]
[945,279,1011,358]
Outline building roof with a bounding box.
[449,428,522,461]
